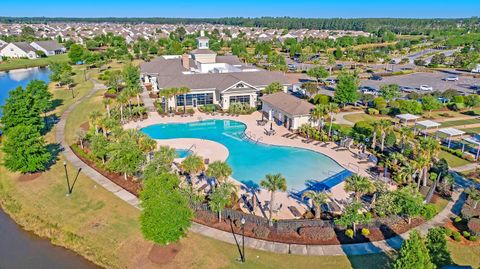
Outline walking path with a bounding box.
[55,79,140,209]
[55,86,465,256]
[452,163,479,173]
[334,111,364,126]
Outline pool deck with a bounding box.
[125,111,375,219]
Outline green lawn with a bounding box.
[461,127,480,135]
[343,113,392,124]
[439,150,471,168]
[448,242,480,268]
[439,118,480,128]
[0,54,69,71]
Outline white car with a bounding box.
[400,86,415,93]
[419,85,433,91]
[360,86,379,95]
[444,76,459,81]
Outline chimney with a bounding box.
[182,54,189,69]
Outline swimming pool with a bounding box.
[175,149,193,158]
[141,119,349,191]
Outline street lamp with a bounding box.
[241,217,246,263]
[63,161,82,195]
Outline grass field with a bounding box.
[439,118,480,128]
[0,62,478,268]
[0,54,69,72]
[343,113,391,124]
[439,150,471,168]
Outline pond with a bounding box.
[0,67,51,116]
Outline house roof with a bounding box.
[216,55,243,66]
[437,128,465,137]
[32,40,65,51]
[260,92,314,116]
[396,113,420,121]
[415,120,441,128]
[191,48,216,55]
[12,42,36,53]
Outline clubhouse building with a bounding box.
[140,32,291,110]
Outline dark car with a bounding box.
[370,75,383,81]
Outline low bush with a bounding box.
[298,226,336,241]
[463,231,471,238]
[444,228,453,237]
[469,235,478,241]
[420,204,438,220]
[253,226,270,238]
[452,231,462,242]
[367,108,379,115]
[454,216,463,223]
[186,108,195,115]
[361,228,370,237]
[345,229,354,239]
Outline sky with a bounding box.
[1,0,479,18]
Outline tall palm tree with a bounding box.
[376,119,392,152]
[209,181,238,222]
[326,103,340,137]
[116,92,129,123]
[302,190,330,219]
[260,173,287,226]
[311,104,327,133]
[344,175,375,202]
[466,187,480,209]
[88,110,102,134]
[138,134,156,162]
[206,161,232,186]
[180,155,205,178]
[394,163,415,185]
[177,87,190,112]
[398,126,414,153]
[102,98,112,118]
[415,137,441,187]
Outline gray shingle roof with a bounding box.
[32,40,65,51]
[260,92,314,116]
[191,48,216,55]
[13,42,36,53]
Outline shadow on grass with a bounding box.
[41,114,60,135]
[347,252,392,269]
[461,111,480,116]
[45,143,62,169]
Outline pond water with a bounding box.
[0,67,100,269]
[0,67,51,116]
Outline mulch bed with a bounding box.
[71,146,141,195]
[148,243,181,266]
[17,172,42,182]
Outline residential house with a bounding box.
[0,42,38,59]
[30,40,66,56]
[260,91,314,130]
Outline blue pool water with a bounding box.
[0,67,51,116]
[142,119,349,191]
[176,149,193,158]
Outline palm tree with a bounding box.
[209,181,238,222]
[326,103,340,137]
[260,173,287,226]
[102,98,112,118]
[376,119,392,152]
[344,175,375,202]
[398,126,414,153]
[415,137,441,187]
[180,155,205,178]
[116,92,129,123]
[138,134,156,162]
[466,187,480,209]
[88,110,102,134]
[302,190,330,219]
[206,161,232,186]
[311,104,327,133]
[394,163,415,185]
[177,87,190,112]
[160,88,176,113]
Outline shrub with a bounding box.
[345,229,354,239]
[187,108,195,114]
[373,97,387,110]
[469,235,478,241]
[452,231,462,241]
[462,231,471,238]
[452,95,465,104]
[361,228,370,237]
[298,226,336,241]
[312,94,330,105]
[367,108,379,115]
[420,204,438,220]
[253,226,270,238]
[454,216,463,223]
[448,102,465,111]
[444,228,453,237]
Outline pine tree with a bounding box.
[426,227,453,268]
[392,230,435,269]
[2,125,51,173]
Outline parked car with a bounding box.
[419,85,433,91]
[444,76,459,81]
[287,64,297,71]
[370,75,383,81]
[400,86,416,93]
[325,78,337,84]
[359,86,379,95]
[472,64,480,73]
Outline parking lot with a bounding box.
[361,71,480,94]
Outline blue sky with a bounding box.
[1,0,479,18]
